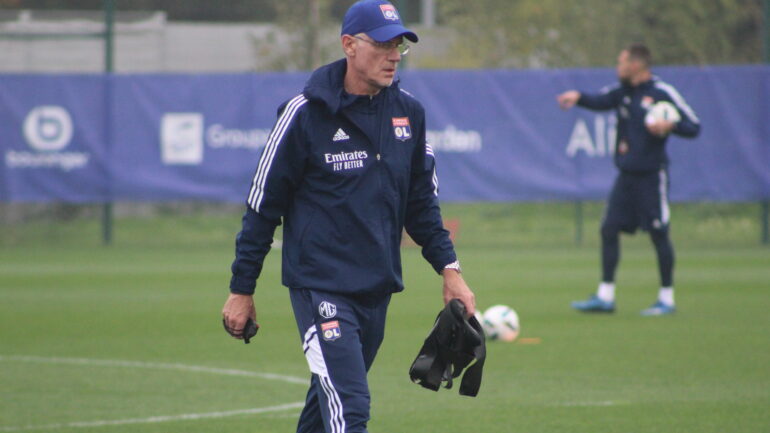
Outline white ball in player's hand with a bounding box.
[645,101,681,125]
[482,305,520,342]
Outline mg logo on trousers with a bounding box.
[318,301,337,319]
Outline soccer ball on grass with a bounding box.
[481,305,520,342]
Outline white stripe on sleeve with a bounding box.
[247,94,308,211]
[425,142,435,157]
[654,81,700,124]
[426,143,438,196]
[600,82,621,94]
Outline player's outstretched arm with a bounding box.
[565,84,623,111]
[557,90,581,110]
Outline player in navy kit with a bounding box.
[557,44,700,316]
[221,1,475,432]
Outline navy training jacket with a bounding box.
[229,59,456,296]
[578,76,700,173]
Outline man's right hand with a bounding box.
[557,90,581,110]
[222,293,257,340]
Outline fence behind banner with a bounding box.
[1,65,768,205]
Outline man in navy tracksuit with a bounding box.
[557,43,700,316]
[221,1,476,432]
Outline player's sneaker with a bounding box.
[571,295,615,313]
[640,301,676,316]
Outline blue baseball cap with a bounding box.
[341,0,418,43]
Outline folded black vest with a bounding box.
[409,299,486,397]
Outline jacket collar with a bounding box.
[303,58,399,114]
[638,77,655,89]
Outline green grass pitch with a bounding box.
[1,203,769,432]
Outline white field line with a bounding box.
[0,354,308,431]
[0,354,308,385]
[556,400,625,407]
[0,402,305,432]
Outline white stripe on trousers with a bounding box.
[247,94,307,211]
[320,375,345,433]
[302,325,346,433]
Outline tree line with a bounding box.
[1,0,763,67]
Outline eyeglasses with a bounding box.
[353,36,410,56]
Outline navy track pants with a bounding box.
[289,288,391,433]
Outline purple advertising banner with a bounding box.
[1,66,767,203]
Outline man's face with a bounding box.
[616,50,632,80]
[346,34,403,91]
[616,50,643,83]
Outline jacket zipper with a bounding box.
[373,94,395,279]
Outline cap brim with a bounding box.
[366,24,418,43]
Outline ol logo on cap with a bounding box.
[341,1,418,43]
[380,4,399,21]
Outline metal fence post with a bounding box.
[762,201,769,245]
[759,0,770,245]
[101,0,114,246]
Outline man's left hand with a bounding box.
[647,120,675,137]
[442,269,476,317]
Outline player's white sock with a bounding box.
[658,287,674,306]
[597,282,615,303]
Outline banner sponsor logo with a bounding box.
[161,113,204,165]
[23,106,73,152]
[207,124,271,150]
[5,105,89,171]
[426,125,482,153]
[565,115,616,158]
[161,113,272,165]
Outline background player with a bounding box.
[221,1,475,432]
[557,43,700,316]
